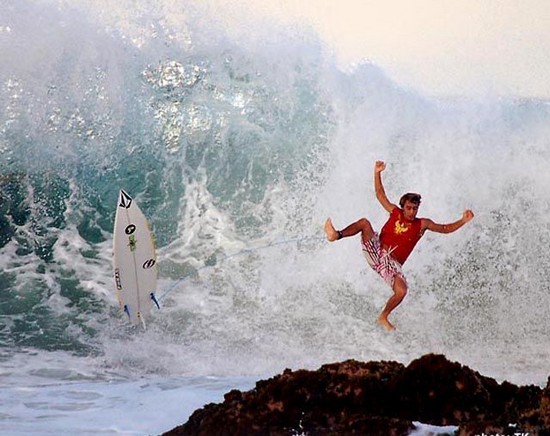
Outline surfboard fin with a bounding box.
[150,292,160,309]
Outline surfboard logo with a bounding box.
[142,258,156,269]
[125,224,138,251]
[114,268,122,290]
[118,189,133,209]
[128,234,137,251]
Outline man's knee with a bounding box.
[357,217,371,229]
[393,277,407,298]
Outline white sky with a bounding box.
[222,0,550,99]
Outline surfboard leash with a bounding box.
[157,235,325,302]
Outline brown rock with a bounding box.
[163,354,548,436]
[541,377,550,428]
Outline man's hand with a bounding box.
[375,161,386,173]
[462,210,474,223]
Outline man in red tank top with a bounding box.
[324,161,475,331]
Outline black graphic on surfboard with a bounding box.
[118,189,133,209]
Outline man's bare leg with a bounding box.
[377,276,407,331]
[324,218,375,242]
[326,217,402,330]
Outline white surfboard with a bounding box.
[113,189,159,326]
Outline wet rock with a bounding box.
[539,377,550,433]
[163,354,548,435]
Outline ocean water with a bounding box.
[1,1,550,434]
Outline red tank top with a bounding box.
[379,208,423,265]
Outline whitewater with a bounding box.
[1,0,549,434]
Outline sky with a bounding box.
[222,0,550,99]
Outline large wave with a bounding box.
[1,0,549,380]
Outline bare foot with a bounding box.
[377,314,395,331]
[324,218,339,242]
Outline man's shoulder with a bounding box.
[419,217,434,229]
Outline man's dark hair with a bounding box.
[399,193,422,208]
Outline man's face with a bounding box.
[402,200,420,220]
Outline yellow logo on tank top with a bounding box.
[394,220,409,234]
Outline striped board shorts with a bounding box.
[361,233,406,288]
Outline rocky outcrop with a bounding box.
[163,354,549,436]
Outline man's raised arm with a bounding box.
[374,161,396,213]
[422,210,475,234]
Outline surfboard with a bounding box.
[113,189,159,327]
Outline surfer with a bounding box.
[324,161,474,331]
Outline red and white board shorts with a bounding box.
[361,233,406,288]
